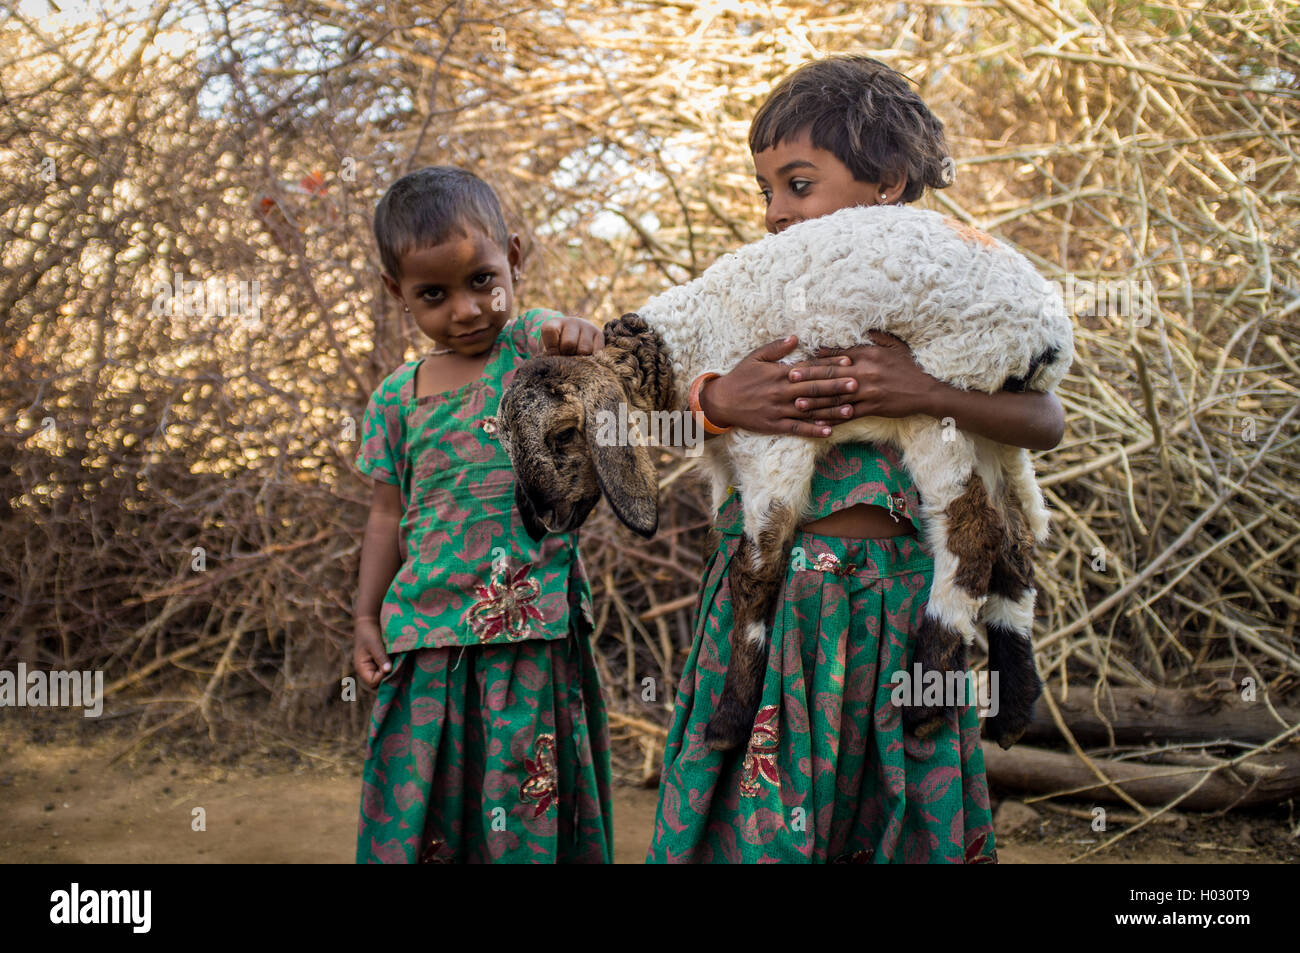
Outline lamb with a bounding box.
[497,203,1074,752]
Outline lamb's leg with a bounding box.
[980,487,1043,748]
[702,435,814,752]
[998,444,1051,543]
[901,426,1003,738]
[702,501,800,751]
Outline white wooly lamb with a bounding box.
[499,203,1073,752]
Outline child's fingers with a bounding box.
[794,354,854,368]
[361,654,391,689]
[748,335,799,362]
[354,652,379,688]
[781,417,834,438]
[786,377,858,400]
[353,631,391,689]
[794,397,855,416]
[539,319,561,353]
[788,361,854,382]
[560,321,587,354]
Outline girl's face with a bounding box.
[383,226,523,357]
[753,128,905,233]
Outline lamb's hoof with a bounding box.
[983,684,1039,750]
[986,715,1027,750]
[984,621,1044,749]
[703,707,751,752]
[902,704,947,740]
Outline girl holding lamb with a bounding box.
[352,166,611,863]
[646,55,1065,863]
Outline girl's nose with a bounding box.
[450,292,483,323]
[766,203,794,234]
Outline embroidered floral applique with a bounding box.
[813,551,857,576]
[479,415,499,437]
[468,562,543,642]
[520,734,558,817]
[739,705,780,797]
[964,832,997,864]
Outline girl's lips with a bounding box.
[454,327,490,339]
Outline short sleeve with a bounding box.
[354,381,401,486]
[511,308,565,357]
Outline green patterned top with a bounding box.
[355,308,594,652]
[715,441,927,547]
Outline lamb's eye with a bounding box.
[553,426,579,444]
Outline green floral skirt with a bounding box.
[646,529,997,863]
[356,625,613,863]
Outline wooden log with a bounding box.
[982,741,1300,809]
[1017,684,1300,747]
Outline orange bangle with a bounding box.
[689,372,733,435]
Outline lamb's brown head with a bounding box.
[498,353,659,541]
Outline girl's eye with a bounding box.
[790,179,811,195]
[472,272,495,288]
[420,289,444,304]
[757,188,772,205]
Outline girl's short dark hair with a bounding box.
[748,55,952,204]
[373,166,509,279]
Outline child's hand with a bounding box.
[701,336,859,437]
[540,315,605,356]
[353,619,392,690]
[788,331,939,421]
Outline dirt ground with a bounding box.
[0,717,1294,864]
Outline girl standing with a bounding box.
[352,166,611,863]
[647,56,1065,863]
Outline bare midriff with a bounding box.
[799,501,916,539]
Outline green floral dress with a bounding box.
[646,441,998,863]
[354,309,613,864]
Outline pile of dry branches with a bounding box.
[2,0,1297,836]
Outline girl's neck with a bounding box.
[414,332,502,399]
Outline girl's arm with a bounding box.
[789,331,1065,451]
[923,386,1064,450]
[353,480,403,688]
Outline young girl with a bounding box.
[352,166,611,863]
[647,56,1065,863]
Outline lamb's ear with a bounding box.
[585,386,658,538]
[515,482,549,542]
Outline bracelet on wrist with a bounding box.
[689,372,733,435]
